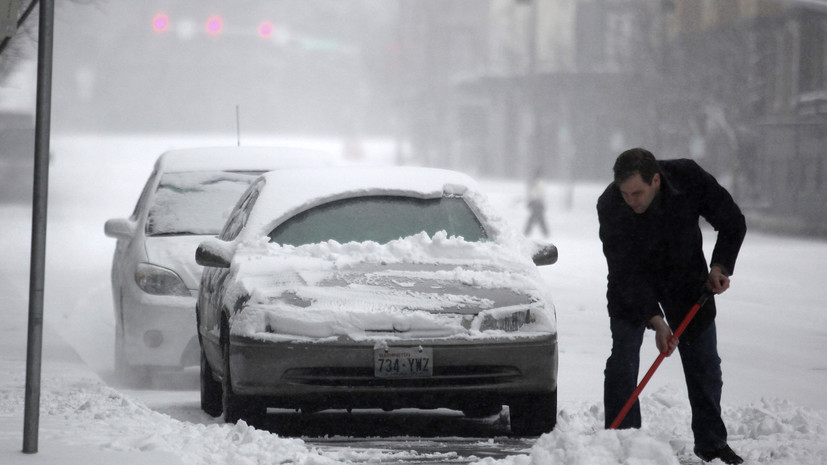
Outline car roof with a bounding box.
[155,146,333,173]
[242,166,480,240]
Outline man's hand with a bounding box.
[650,315,678,356]
[706,265,731,294]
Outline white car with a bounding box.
[104,146,331,384]
[195,166,559,435]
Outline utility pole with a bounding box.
[524,0,542,175]
[23,0,54,454]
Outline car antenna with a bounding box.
[235,104,242,146]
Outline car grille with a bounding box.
[282,366,521,388]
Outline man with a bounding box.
[597,148,747,464]
[524,171,550,237]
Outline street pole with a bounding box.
[526,0,541,176]
[23,0,54,454]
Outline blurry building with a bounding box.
[662,0,827,234]
[473,0,668,181]
[395,0,827,234]
[390,0,490,168]
[396,0,669,180]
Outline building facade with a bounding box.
[663,0,827,233]
[395,0,827,232]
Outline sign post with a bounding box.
[23,0,54,454]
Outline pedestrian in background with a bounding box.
[596,148,747,465]
[524,172,549,237]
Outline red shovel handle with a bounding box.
[608,292,713,429]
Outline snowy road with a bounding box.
[134,387,532,463]
[110,370,532,463]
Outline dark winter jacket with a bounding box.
[597,159,747,341]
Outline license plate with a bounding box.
[374,347,433,378]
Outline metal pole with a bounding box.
[526,0,541,175]
[23,0,53,454]
[236,104,241,146]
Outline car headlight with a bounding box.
[135,263,190,296]
[478,309,533,332]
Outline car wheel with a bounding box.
[200,346,222,417]
[221,321,265,426]
[509,390,557,436]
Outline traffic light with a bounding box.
[205,15,223,35]
[149,12,293,43]
[152,13,169,33]
[258,21,274,38]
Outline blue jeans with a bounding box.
[604,317,728,449]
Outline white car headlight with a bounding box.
[135,263,190,296]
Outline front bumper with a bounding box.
[228,333,557,411]
[121,292,199,368]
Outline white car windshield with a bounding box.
[146,171,262,236]
[268,195,487,246]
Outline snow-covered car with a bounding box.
[195,166,559,435]
[104,146,331,383]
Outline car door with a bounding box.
[198,180,263,359]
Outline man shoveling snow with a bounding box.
[597,148,747,464]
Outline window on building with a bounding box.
[798,15,825,95]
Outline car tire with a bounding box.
[200,346,222,417]
[509,389,557,437]
[221,321,265,426]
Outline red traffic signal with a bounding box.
[152,13,169,33]
[258,21,274,38]
[205,15,223,35]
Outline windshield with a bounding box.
[268,195,487,246]
[146,171,262,236]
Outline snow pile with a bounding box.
[473,399,679,465]
[726,399,827,464]
[7,372,825,465]
[235,229,533,275]
[226,231,556,342]
[2,371,341,465]
[527,430,679,465]
[0,364,449,464]
[472,387,827,465]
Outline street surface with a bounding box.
[116,370,534,463]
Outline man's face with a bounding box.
[618,172,660,214]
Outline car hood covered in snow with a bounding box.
[225,231,556,342]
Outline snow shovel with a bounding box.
[608,290,714,429]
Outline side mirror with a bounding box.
[104,218,137,239]
[195,238,233,268]
[532,242,558,266]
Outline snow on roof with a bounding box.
[241,166,482,241]
[155,146,334,173]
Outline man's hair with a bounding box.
[613,147,659,184]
